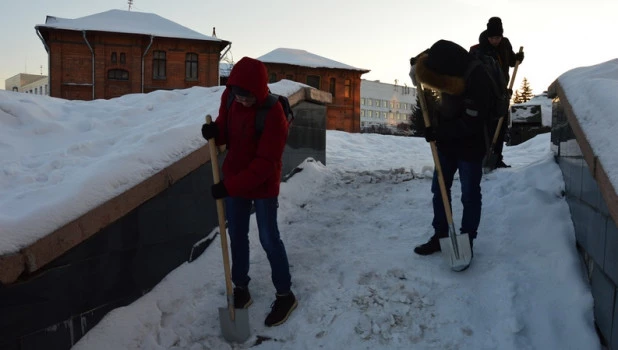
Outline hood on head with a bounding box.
[226,57,269,103]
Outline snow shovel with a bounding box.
[483,46,524,173]
[205,115,250,342]
[415,76,472,272]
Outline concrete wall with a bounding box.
[551,84,618,349]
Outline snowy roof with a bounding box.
[258,48,370,73]
[35,9,226,43]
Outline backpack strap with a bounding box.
[255,94,279,137]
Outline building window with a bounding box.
[329,78,336,97]
[111,52,117,64]
[361,98,365,105]
[185,53,198,80]
[344,79,351,98]
[108,69,129,80]
[286,74,293,80]
[120,53,126,64]
[269,73,277,83]
[306,75,320,89]
[153,51,166,79]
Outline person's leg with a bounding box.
[457,157,483,240]
[254,197,291,294]
[254,197,297,327]
[431,151,458,236]
[225,196,252,288]
[495,115,511,167]
[415,150,457,255]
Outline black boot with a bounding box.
[264,292,298,327]
[497,159,511,168]
[233,286,253,309]
[413,234,443,255]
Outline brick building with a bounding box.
[258,48,369,132]
[35,10,230,100]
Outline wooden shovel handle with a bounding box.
[206,115,235,320]
[415,75,455,227]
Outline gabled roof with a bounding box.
[258,48,370,73]
[35,9,225,43]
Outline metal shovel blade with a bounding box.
[218,307,251,343]
[439,233,472,272]
[483,153,499,174]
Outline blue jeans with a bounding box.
[224,196,292,294]
[431,151,482,239]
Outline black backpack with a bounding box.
[464,53,509,120]
[226,89,295,139]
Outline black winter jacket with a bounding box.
[472,31,518,84]
[416,40,493,161]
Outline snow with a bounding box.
[258,48,369,72]
[511,93,553,127]
[557,58,618,192]
[1,59,614,349]
[36,9,222,43]
[70,131,601,350]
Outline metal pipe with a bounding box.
[35,28,50,96]
[82,31,95,100]
[142,35,154,93]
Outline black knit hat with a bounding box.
[486,17,503,37]
[424,40,470,76]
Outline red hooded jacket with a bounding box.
[212,57,288,198]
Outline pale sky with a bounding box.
[1,0,617,94]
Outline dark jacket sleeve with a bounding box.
[502,37,517,67]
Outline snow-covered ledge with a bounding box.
[0,82,331,285]
[548,58,618,348]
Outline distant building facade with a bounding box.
[258,48,369,133]
[35,10,230,100]
[360,79,417,134]
[5,73,49,95]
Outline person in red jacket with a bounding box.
[201,56,297,327]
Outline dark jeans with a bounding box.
[431,151,483,239]
[225,196,292,294]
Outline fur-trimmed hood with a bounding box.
[414,40,473,96]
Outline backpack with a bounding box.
[465,51,509,120]
[226,89,295,139]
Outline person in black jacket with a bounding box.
[410,40,493,259]
[470,17,524,168]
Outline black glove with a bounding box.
[515,51,524,63]
[211,182,228,199]
[424,126,436,143]
[201,122,218,140]
[507,88,513,98]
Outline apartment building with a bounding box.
[5,73,49,95]
[360,79,417,133]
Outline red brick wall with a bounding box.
[262,63,364,132]
[41,29,223,100]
